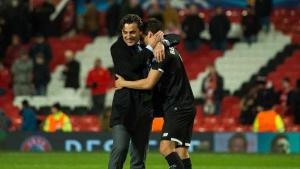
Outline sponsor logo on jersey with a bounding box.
[169,47,176,55]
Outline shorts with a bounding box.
[161,107,196,147]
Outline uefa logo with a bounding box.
[20,136,52,152]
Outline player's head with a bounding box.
[142,18,163,45]
[119,14,143,46]
[228,133,248,153]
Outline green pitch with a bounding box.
[0,152,299,169]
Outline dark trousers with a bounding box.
[211,40,227,51]
[108,117,152,169]
[260,17,271,33]
[91,94,105,114]
[184,39,200,52]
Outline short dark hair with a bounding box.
[119,14,143,32]
[52,103,61,110]
[22,100,29,107]
[143,18,163,34]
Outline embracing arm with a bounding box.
[163,34,180,46]
[116,69,162,90]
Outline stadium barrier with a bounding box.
[0,131,299,153]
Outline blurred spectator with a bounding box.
[240,78,266,124]
[247,0,256,7]
[33,54,50,96]
[253,90,284,132]
[4,34,27,68]
[228,133,247,153]
[0,62,11,96]
[201,65,224,115]
[11,50,33,96]
[292,79,300,124]
[182,4,205,52]
[271,134,290,154]
[277,77,295,116]
[29,34,52,67]
[120,0,144,19]
[148,1,164,25]
[20,100,37,131]
[240,76,266,124]
[86,58,110,115]
[255,0,273,33]
[209,7,230,51]
[256,79,277,112]
[31,0,56,37]
[43,103,72,132]
[152,117,164,132]
[163,0,180,31]
[0,13,8,58]
[4,0,31,42]
[83,3,99,38]
[240,87,258,125]
[62,50,80,89]
[0,109,11,132]
[106,0,121,38]
[60,1,76,35]
[241,6,260,45]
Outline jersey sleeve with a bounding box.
[150,58,167,73]
[164,34,180,46]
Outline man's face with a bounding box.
[122,23,142,46]
[281,80,290,89]
[208,66,216,74]
[95,59,101,67]
[51,107,58,114]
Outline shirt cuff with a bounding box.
[162,39,170,46]
[158,68,164,73]
[146,45,153,52]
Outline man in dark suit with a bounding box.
[108,14,166,169]
[115,18,196,169]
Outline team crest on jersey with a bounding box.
[21,136,52,152]
[169,47,176,55]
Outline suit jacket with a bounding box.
[110,34,180,130]
[110,37,154,130]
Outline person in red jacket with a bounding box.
[86,58,111,115]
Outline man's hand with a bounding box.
[115,74,125,90]
[154,42,165,62]
[148,31,164,49]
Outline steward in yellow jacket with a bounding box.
[43,103,72,132]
